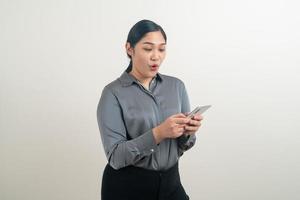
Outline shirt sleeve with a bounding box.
[177,82,196,156]
[97,86,158,170]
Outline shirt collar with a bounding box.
[119,69,163,87]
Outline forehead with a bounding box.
[139,31,166,45]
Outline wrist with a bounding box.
[152,127,164,144]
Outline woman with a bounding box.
[97,19,203,200]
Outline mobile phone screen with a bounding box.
[187,105,211,118]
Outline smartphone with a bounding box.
[187,105,211,118]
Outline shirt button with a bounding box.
[150,149,154,152]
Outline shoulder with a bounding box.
[104,78,122,91]
[97,79,123,103]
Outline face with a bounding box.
[126,31,166,80]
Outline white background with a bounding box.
[1,0,300,199]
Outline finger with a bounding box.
[177,127,185,133]
[170,113,186,120]
[184,126,199,132]
[174,117,190,124]
[176,124,185,129]
[172,113,187,118]
[193,114,203,121]
[172,124,185,132]
[173,126,185,136]
[185,128,198,133]
[188,120,201,126]
[183,112,189,116]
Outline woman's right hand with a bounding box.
[152,113,190,144]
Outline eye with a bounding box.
[159,48,166,52]
[143,48,152,51]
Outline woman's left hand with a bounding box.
[184,114,203,135]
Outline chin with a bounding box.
[148,71,158,77]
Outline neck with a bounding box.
[129,68,152,89]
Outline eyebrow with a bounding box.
[142,42,166,45]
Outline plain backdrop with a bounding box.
[1,0,300,199]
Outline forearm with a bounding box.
[177,134,196,156]
[107,129,158,169]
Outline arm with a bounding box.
[177,83,196,156]
[97,87,158,170]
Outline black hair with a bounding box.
[126,19,167,72]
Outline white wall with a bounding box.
[1,0,299,199]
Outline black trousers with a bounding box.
[101,163,189,200]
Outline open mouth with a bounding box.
[150,64,159,71]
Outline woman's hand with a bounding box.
[152,113,190,144]
[183,114,203,135]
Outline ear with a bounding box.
[125,42,133,57]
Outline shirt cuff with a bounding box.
[178,134,196,151]
[134,129,158,156]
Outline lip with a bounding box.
[150,64,159,71]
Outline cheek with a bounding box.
[137,53,150,63]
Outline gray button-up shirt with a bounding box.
[97,71,196,170]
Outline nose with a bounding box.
[150,50,159,61]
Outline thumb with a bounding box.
[183,112,189,116]
[172,113,187,118]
